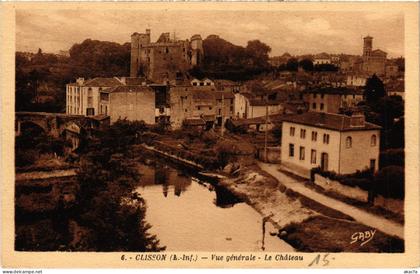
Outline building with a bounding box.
[169,85,234,129]
[66,77,124,116]
[303,87,364,113]
[362,36,387,75]
[313,53,331,65]
[234,93,284,119]
[280,112,381,175]
[385,62,399,78]
[130,29,204,83]
[98,85,155,124]
[346,74,367,87]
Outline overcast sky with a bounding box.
[16,10,404,57]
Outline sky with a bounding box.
[16,9,404,58]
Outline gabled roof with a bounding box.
[84,77,123,87]
[371,49,387,56]
[102,85,153,93]
[315,52,330,59]
[282,112,381,131]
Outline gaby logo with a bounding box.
[350,229,376,246]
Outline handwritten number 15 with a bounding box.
[308,253,330,267]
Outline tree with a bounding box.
[298,59,313,71]
[286,58,299,71]
[364,74,386,103]
[245,40,271,67]
[75,120,165,251]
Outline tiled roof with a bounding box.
[215,91,235,99]
[249,99,282,106]
[282,112,381,131]
[183,118,206,126]
[84,77,123,87]
[192,90,214,100]
[303,87,364,95]
[102,85,153,93]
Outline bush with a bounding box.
[374,165,404,199]
[15,149,39,167]
[311,167,374,192]
[380,149,404,168]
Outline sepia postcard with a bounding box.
[0,1,419,269]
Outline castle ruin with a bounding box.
[130,29,204,83]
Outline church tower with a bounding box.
[363,35,373,60]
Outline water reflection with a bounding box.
[135,162,294,252]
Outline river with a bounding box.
[135,163,294,252]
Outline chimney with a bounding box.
[76,77,84,85]
[350,111,365,127]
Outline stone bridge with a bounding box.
[15,112,108,138]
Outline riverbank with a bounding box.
[219,164,404,252]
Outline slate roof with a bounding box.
[282,112,381,131]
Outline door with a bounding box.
[321,152,329,171]
[370,159,376,171]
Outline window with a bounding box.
[312,103,316,109]
[86,108,95,116]
[289,144,294,157]
[105,106,108,115]
[320,103,324,111]
[321,94,324,99]
[371,135,377,146]
[323,134,330,144]
[100,93,109,101]
[313,93,317,98]
[290,127,295,136]
[299,146,305,160]
[197,106,201,110]
[311,131,318,141]
[346,136,352,148]
[311,149,317,164]
[300,129,306,139]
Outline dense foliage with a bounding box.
[16,40,130,113]
[75,120,164,251]
[191,35,272,81]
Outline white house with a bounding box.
[234,93,284,119]
[281,112,381,176]
[66,77,124,116]
[313,53,331,65]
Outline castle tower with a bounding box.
[130,30,151,77]
[190,34,204,67]
[363,35,373,59]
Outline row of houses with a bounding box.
[66,77,239,129]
